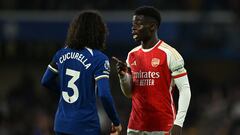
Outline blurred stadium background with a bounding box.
[0,0,240,135]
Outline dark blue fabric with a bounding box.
[97,78,120,126]
[41,47,120,135]
[41,68,60,92]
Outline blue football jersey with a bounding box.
[46,47,113,134]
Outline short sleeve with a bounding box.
[94,56,110,81]
[169,49,187,79]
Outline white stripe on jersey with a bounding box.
[48,64,58,73]
[158,42,186,76]
[85,47,94,56]
[95,75,109,81]
[158,44,171,68]
[160,42,182,60]
[127,128,169,135]
[169,79,176,123]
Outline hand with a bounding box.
[112,56,128,77]
[170,125,182,135]
[110,123,122,135]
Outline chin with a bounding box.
[133,38,141,43]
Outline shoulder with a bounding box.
[82,47,108,60]
[128,45,141,55]
[91,50,110,72]
[53,48,65,58]
[94,50,108,59]
[56,47,70,54]
[89,49,109,64]
[158,41,183,60]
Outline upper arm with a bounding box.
[48,51,59,73]
[94,55,112,97]
[41,51,59,85]
[168,48,187,79]
[94,55,110,81]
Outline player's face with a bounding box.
[131,15,151,42]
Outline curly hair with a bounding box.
[65,10,107,50]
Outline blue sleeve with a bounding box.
[97,78,120,126]
[94,55,110,80]
[41,51,60,92]
[41,67,60,92]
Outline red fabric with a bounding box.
[173,72,187,79]
[127,40,175,131]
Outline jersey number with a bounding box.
[62,68,80,103]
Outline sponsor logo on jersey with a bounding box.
[132,70,160,86]
[133,70,160,79]
[151,58,160,67]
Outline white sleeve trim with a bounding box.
[95,75,109,81]
[48,64,58,73]
[174,75,191,127]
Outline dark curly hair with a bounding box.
[134,6,161,28]
[65,10,107,50]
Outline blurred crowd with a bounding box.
[0,0,239,13]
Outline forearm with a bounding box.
[100,96,120,126]
[41,68,60,92]
[97,78,121,126]
[118,73,132,98]
[174,75,191,127]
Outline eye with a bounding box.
[132,22,143,29]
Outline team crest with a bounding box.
[151,58,160,67]
[104,60,110,71]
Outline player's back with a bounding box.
[53,47,108,134]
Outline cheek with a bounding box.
[138,26,146,33]
[144,29,152,36]
[140,29,150,36]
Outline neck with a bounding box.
[141,33,159,49]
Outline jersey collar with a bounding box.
[141,40,162,52]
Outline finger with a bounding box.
[110,126,116,133]
[112,56,127,67]
[112,56,122,63]
[120,71,126,75]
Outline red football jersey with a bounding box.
[126,40,187,131]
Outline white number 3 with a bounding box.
[62,68,80,103]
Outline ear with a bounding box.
[149,23,157,31]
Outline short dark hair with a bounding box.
[134,6,161,28]
[65,10,107,50]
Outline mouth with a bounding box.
[133,34,138,39]
[132,29,138,39]
[132,31,139,40]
